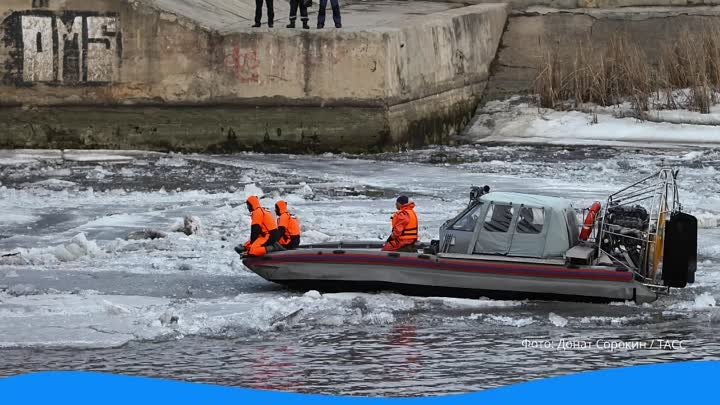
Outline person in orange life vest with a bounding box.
[235,195,283,257]
[275,200,302,250]
[382,195,419,252]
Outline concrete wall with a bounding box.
[386,7,506,146]
[433,0,720,11]
[0,0,509,152]
[484,7,720,101]
[1,0,387,106]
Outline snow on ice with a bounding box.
[467,97,720,148]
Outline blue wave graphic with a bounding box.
[1,361,717,404]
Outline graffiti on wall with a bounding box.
[224,45,259,84]
[2,11,122,85]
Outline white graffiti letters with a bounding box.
[16,12,121,84]
[21,16,53,82]
[56,16,83,83]
[85,16,118,82]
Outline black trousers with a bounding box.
[289,0,308,21]
[255,0,274,25]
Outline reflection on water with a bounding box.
[1,321,718,397]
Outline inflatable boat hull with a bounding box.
[242,245,657,304]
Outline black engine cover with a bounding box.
[662,212,698,288]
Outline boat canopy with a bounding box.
[478,192,578,258]
[442,191,579,258]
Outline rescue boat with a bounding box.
[242,168,697,303]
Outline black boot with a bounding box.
[317,23,324,29]
[332,5,341,28]
[302,20,310,29]
[265,243,286,254]
[234,245,245,255]
[252,22,261,27]
[286,19,296,28]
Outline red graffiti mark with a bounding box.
[331,46,348,64]
[224,46,259,84]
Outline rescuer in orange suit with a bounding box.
[382,195,419,252]
[275,200,302,250]
[235,195,283,257]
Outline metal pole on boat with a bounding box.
[607,171,659,199]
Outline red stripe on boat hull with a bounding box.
[244,253,633,283]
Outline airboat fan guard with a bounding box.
[595,167,697,290]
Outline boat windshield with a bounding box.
[450,203,483,232]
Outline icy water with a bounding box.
[0,146,719,396]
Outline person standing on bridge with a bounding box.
[317,0,341,29]
[286,0,310,29]
[252,0,275,28]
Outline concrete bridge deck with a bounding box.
[140,0,462,32]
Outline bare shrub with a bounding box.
[533,23,720,114]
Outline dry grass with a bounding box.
[534,25,720,114]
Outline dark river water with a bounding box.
[1,316,717,396]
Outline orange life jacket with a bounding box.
[275,200,301,245]
[247,195,278,242]
[392,203,418,243]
